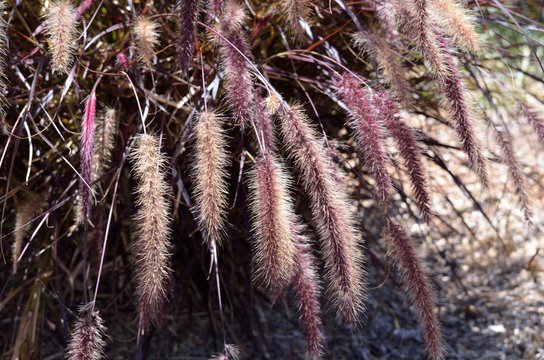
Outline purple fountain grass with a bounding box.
[175,0,200,71]
[335,73,392,204]
[495,130,532,225]
[406,0,448,80]
[291,230,325,359]
[280,104,366,325]
[91,108,117,183]
[215,2,256,125]
[254,96,277,152]
[384,220,443,360]
[281,0,311,41]
[79,84,98,223]
[437,31,488,184]
[192,112,230,248]
[43,0,78,73]
[522,104,544,148]
[0,1,7,108]
[130,134,172,329]
[375,92,433,223]
[352,30,412,105]
[431,0,481,53]
[249,153,298,295]
[133,16,160,66]
[66,310,106,360]
[11,194,47,272]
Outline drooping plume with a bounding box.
[522,104,544,148]
[430,0,481,52]
[291,229,325,359]
[0,0,7,108]
[376,92,433,223]
[254,96,277,152]
[130,134,172,329]
[249,153,298,295]
[215,2,255,124]
[437,31,488,184]
[384,220,443,360]
[192,112,230,248]
[66,311,106,360]
[92,108,117,183]
[335,73,392,204]
[43,0,78,73]
[280,104,366,325]
[281,0,311,41]
[133,16,160,66]
[406,0,448,79]
[352,30,412,105]
[79,86,98,223]
[495,130,532,225]
[175,0,200,71]
[12,195,47,272]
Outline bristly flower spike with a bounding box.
[133,16,160,66]
[280,104,366,325]
[436,30,488,184]
[375,92,433,223]
[215,2,256,125]
[249,153,298,295]
[385,220,444,360]
[130,134,173,329]
[66,310,106,360]
[192,112,230,248]
[79,81,99,224]
[175,0,200,71]
[43,0,78,73]
[495,130,532,225]
[291,227,325,359]
[335,73,392,204]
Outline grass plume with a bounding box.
[376,92,433,223]
[130,134,172,329]
[280,104,366,325]
[43,0,78,73]
[191,112,230,248]
[431,0,481,52]
[133,16,160,66]
[335,73,392,204]
[66,310,106,360]
[249,153,298,295]
[384,220,443,360]
[175,0,200,71]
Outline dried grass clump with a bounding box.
[130,133,172,329]
[280,104,366,325]
[133,16,160,66]
[66,311,106,360]
[191,112,230,247]
[249,153,298,295]
[43,0,78,73]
